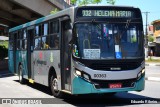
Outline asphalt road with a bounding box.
[145,66,160,78]
[0,66,160,107]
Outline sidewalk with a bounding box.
[145,57,160,82]
[145,56,160,66]
[145,63,160,66]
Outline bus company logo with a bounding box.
[39,52,43,59]
[2,99,11,104]
[1,99,42,104]
[110,67,121,70]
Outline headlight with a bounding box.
[75,69,91,81]
[83,73,90,80]
[137,68,145,80]
[75,70,81,76]
[141,69,145,74]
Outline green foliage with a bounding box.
[79,0,90,6]
[0,41,8,48]
[71,0,102,6]
[0,45,8,60]
[106,0,116,5]
[148,35,154,42]
[0,41,8,60]
[71,0,77,5]
[50,8,59,14]
[93,0,102,4]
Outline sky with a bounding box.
[100,0,160,25]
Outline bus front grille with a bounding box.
[92,78,136,89]
[89,61,142,71]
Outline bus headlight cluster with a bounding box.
[141,69,145,74]
[83,73,90,80]
[137,68,145,80]
[75,70,81,76]
[75,70,91,81]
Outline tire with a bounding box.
[19,65,25,84]
[50,75,64,98]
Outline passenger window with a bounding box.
[34,37,41,50]
[50,21,59,34]
[42,36,50,49]
[42,23,48,36]
[35,25,42,36]
[50,34,59,49]
[21,30,27,50]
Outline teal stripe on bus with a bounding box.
[9,17,45,32]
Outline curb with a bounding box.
[0,73,15,78]
[145,64,160,66]
[145,77,160,82]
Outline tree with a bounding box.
[50,8,59,14]
[93,0,102,4]
[71,0,77,5]
[71,0,102,6]
[106,0,116,5]
[148,35,154,42]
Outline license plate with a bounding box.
[109,83,122,88]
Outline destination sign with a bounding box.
[77,9,134,18]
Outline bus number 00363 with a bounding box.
[94,74,106,78]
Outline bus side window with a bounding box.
[34,37,41,50]
[22,29,27,50]
[49,20,59,49]
[42,23,50,49]
[17,31,21,50]
[34,25,42,50]
[50,35,59,49]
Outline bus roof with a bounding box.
[78,5,139,9]
[9,7,75,32]
[82,4,135,8]
[9,5,140,33]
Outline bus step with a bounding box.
[61,90,71,94]
[29,79,34,84]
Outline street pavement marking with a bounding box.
[147,77,160,82]
[145,64,160,66]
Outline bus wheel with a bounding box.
[50,75,63,98]
[19,65,25,84]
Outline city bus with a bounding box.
[8,6,145,98]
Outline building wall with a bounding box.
[153,20,160,38]
[148,25,153,36]
[152,20,160,56]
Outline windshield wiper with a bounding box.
[120,19,132,39]
[125,19,131,29]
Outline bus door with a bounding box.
[60,18,72,91]
[13,32,17,74]
[27,27,34,79]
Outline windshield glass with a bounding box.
[73,23,143,59]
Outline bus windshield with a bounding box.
[73,23,143,59]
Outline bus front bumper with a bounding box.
[72,76,145,94]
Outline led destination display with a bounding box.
[77,9,134,18]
